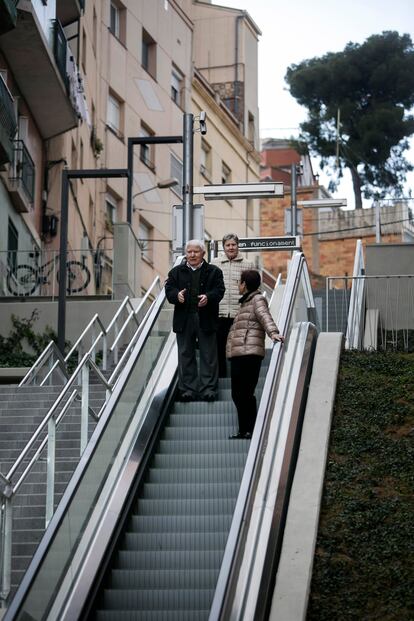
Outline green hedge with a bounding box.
[307,351,414,621]
[0,310,64,367]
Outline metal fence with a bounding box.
[326,274,414,352]
[0,248,114,299]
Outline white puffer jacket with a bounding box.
[211,254,254,318]
[226,290,279,359]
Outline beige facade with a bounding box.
[0,0,261,298]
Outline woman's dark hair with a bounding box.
[240,269,261,292]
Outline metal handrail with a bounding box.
[1,277,170,618]
[7,281,163,487]
[109,277,161,353]
[2,349,109,488]
[209,251,311,620]
[18,276,161,388]
[19,341,68,387]
[13,390,79,497]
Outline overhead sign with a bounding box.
[193,182,284,200]
[237,236,301,251]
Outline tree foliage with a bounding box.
[285,31,414,208]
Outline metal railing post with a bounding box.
[91,323,96,363]
[45,417,56,527]
[113,320,119,366]
[0,497,12,605]
[80,365,89,454]
[102,334,107,372]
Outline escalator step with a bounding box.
[116,549,223,570]
[101,587,215,611]
[157,439,248,454]
[109,568,218,589]
[134,498,237,516]
[95,610,209,620]
[122,531,228,551]
[171,401,236,414]
[162,426,237,440]
[152,452,248,469]
[128,514,233,533]
[146,466,243,484]
[167,412,236,428]
[140,482,240,500]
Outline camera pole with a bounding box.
[182,113,194,244]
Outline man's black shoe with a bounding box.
[176,392,195,402]
[200,393,216,402]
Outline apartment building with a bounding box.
[0,0,261,299]
[260,138,414,283]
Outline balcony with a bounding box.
[0,73,16,166]
[56,0,85,27]
[0,6,78,139]
[7,139,35,213]
[0,0,18,35]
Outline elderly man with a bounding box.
[165,239,225,402]
[211,233,254,377]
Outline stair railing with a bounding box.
[210,251,318,620]
[0,277,162,606]
[19,276,161,387]
[346,239,365,349]
[0,264,176,617]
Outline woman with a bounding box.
[211,233,254,377]
[226,269,284,439]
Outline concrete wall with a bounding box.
[365,243,414,330]
[0,297,142,350]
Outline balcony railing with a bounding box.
[52,19,69,91]
[9,139,35,203]
[0,73,17,165]
[0,0,18,35]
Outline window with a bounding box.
[109,2,119,38]
[221,161,231,185]
[170,153,183,199]
[93,7,97,53]
[200,139,211,179]
[109,1,126,43]
[7,218,18,271]
[107,91,123,137]
[139,122,155,170]
[105,192,118,232]
[142,28,156,79]
[248,111,255,145]
[82,28,87,73]
[171,66,184,108]
[138,219,153,264]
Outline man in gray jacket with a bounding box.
[211,233,254,377]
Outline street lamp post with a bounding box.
[57,168,129,354]
[126,136,183,225]
[132,178,178,209]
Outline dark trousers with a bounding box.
[230,355,263,434]
[216,317,234,377]
[176,313,218,397]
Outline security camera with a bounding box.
[199,111,207,135]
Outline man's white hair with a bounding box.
[185,239,205,252]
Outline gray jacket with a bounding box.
[211,254,254,318]
[226,290,279,358]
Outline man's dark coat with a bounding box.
[165,261,225,333]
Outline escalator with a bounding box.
[3,252,318,621]
[87,360,268,620]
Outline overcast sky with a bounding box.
[214,0,414,208]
